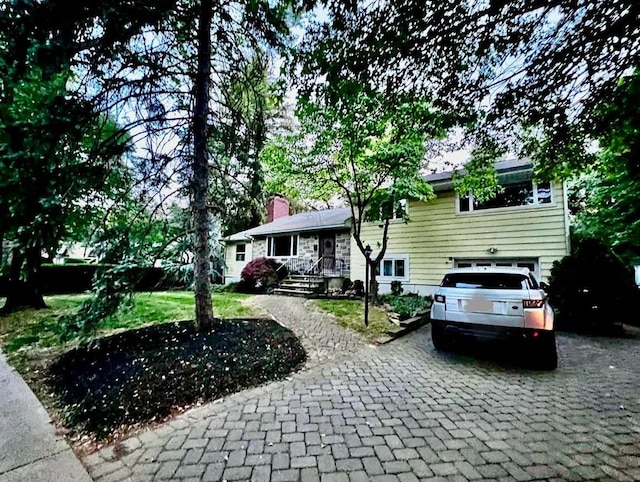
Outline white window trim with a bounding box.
[235,243,246,262]
[375,254,410,282]
[456,181,554,214]
[267,234,298,258]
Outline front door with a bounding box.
[319,234,336,271]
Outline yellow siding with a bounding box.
[350,182,569,286]
[224,242,253,282]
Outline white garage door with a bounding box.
[454,258,539,278]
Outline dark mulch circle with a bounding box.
[46,318,306,440]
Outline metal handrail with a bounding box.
[276,256,350,278]
[305,256,324,275]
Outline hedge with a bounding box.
[0,265,181,296]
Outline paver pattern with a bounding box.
[84,297,640,481]
[248,295,371,367]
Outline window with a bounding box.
[372,198,408,221]
[235,243,246,262]
[375,255,409,281]
[458,181,552,212]
[267,235,298,257]
[389,198,408,220]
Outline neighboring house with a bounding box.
[351,159,570,295]
[222,196,352,284]
[223,160,570,295]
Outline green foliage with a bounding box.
[0,2,141,311]
[0,291,260,358]
[263,81,461,287]
[377,293,432,320]
[212,282,246,295]
[62,263,137,337]
[239,257,287,293]
[294,1,638,180]
[567,71,640,265]
[547,239,639,333]
[390,280,403,296]
[264,82,452,212]
[312,299,392,343]
[452,143,504,202]
[351,280,365,296]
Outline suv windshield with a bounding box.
[441,273,532,290]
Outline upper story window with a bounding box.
[268,235,298,257]
[372,198,408,221]
[458,181,552,213]
[235,243,246,262]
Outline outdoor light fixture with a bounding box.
[488,246,498,254]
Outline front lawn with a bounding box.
[0,291,305,448]
[312,298,397,342]
[0,291,261,358]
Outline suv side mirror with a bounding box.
[540,281,549,291]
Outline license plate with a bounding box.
[465,297,493,313]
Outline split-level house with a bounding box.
[222,159,570,295]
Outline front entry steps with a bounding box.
[273,274,326,297]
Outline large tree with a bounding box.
[294,1,639,177]
[0,0,174,312]
[568,70,640,264]
[263,82,463,298]
[0,0,298,329]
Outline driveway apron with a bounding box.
[81,296,640,481]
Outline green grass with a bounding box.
[0,291,260,357]
[312,299,395,343]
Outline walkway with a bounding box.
[83,296,640,481]
[248,295,372,367]
[0,350,91,482]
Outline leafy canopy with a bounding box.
[568,70,640,264]
[263,81,463,260]
[294,1,640,180]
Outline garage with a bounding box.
[454,258,539,278]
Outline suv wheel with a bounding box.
[431,323,450,351]
[534,332,558,370]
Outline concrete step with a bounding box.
[273,288,315,297]
[287,275,325,282]
[279,282,324,290]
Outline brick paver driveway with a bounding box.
[84,297,640,481]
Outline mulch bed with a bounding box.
[46,318,306,442]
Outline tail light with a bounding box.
[523,299,545,308]
[435,294,446,303]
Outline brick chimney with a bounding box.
[266,195,290,222]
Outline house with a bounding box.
[222,196,352,284]
[223,159,570,295]
[351,159,570,295]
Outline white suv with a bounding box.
[430,267,557,369]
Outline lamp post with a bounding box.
[364,244,372,327]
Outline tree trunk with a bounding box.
[192,0,214,331]
[1,247,46,314]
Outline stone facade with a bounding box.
[253,239,266,258]
[247,231,350,275]
[335,231,351,262]
[298,234,318,259]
